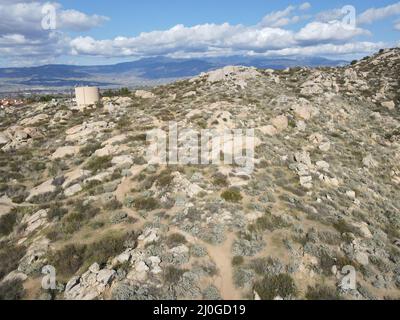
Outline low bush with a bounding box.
[0,279,25,300]
[83,233,127,269]
[79,142,101,157]
[163,266,186,284]
[47,244,86,277]
[103,199,123,211]
[232,256,244,266]
[212,173,228,187]
[248,213,290,233]
[156,169,175,188]
[166,233,187,248]
[0,212,17,237]
[47,203,68,220]
[305,284,341,300]
[0,243,26,280]
[60,200,99,234]
[133,196,160,211]
[221,188,243,203]
[254,274,298,300]
[84,156,112,173]
[48,232,130,277]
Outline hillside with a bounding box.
[0,48,399,300]
[0,56,347,93]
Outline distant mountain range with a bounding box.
[0,56,348,93]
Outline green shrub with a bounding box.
[319,252,337,276]
[47,244,86,277]
[79,142,101,157]
[254,274,298,300]
[221,188,243,203]
[305,284,341,300]
[84,156,112,173]
[48,232,132,277]
[248,213,290,233]
[0,212,17,237]
[133,196,160,211]
[232,256,244,266]
[58,201,99,235]
[156,169,174,188]
[83,233,127,269]
[116,118,131,130]
[248,258,268,275]
[0,243,26,280]
[163,266,186,284]
[0,279,25,300]
[212,173,228,187]
[333,219,357,235]
[61,211,86,234]
[47,203,68,220]
[103,199,123,211]
[166,233,187,248]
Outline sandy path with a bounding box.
[172,226,242,300]
[115,165,146,202]
[203,232,242,300]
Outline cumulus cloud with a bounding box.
[358,2,400,25]
[0,2,108,35]
[258,6,298,28]
[258,3,311,28]
[316,8,346,23]
[262,41,385,57]
[70,19,371,58]
[299,2,311,11]
[0,1,108,64]
[295,21,370,44]
[58,9,109,31]
[70,24,296,57]
[0,1,390,65]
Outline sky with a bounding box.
[0,0,400,67]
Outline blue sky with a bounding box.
[60,0,399,40]
[0,0,399,66]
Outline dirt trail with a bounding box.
[169,227,241,300]
[115,165,146,202]
[115,177,132,202]
[204,232,242,300]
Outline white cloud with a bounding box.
[0,2,108,35]
[258,4,310,28]
[358,2,400,24]
[295,21,370,44]
[59,9,109,31]
[315,8,345,23]
[299,2,311,11]
[0,2,389,66]
[258,6,297,27]
[69,19,372,59]
[395,21,400,30]
[0,1,108,64]
[262,41,385,57]
[70,24,296,57]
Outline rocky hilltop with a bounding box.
[0,48,399,300]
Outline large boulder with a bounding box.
[135,90,155,99]
[20,114,49,126]
[50,146,80,160]
[271,115,288,132]
[26,179,56,202]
